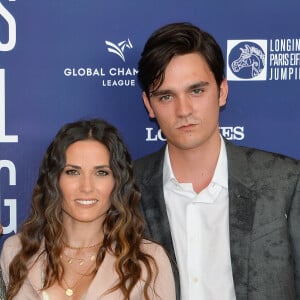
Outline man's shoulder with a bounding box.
[133,147,165,171]
[133,147,166,186]
[226,140,299,171]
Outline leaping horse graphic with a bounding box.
[105,39,133,62]
[231,44,265,78]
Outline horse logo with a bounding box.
[227,40,267,81]
[105,38,133,62]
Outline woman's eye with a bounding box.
[96,170,109,176]
[65,169,79,176]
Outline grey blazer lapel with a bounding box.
[226,141,257,298]
[136,147,180,298]
[138,147,176,260]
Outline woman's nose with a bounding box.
[80,175,93,192]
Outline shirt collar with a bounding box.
[163,136,228,189]
[212,137,228,188]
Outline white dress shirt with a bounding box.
[163,138,236,300]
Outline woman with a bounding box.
[0,119,175,299]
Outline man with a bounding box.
[133,22,300,300]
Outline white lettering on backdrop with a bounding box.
[0,1,18,234]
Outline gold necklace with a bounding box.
[61,252,97,266]
[63,240,102,250]
[62,276,83,297]
[61,263,96,297]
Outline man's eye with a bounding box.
[191,88,203,95]
[159,95,172,101]
[65,169,79,176]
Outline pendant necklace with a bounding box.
[62,268,94,297]
[61,240,101,296]
[63,276,82,297]
[61,254,97,296]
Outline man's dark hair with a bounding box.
[138,22,225,98]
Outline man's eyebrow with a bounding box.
[150,81,210,97]
[188,81,209,90]
[150,89,173,97]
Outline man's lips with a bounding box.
[176,123,198,130]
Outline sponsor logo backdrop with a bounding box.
[0,0,299,246]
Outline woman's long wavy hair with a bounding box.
[7,118,157,300]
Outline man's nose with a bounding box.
[175,95,192,117]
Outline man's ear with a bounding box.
[219,78,228,107]
[142,92,155,118]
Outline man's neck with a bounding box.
[168,136,222,193]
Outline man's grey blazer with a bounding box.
[0,268,5,300]
[133,140,300,300]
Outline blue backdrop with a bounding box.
[0,0,299,247]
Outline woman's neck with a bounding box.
[62,218,104,248]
